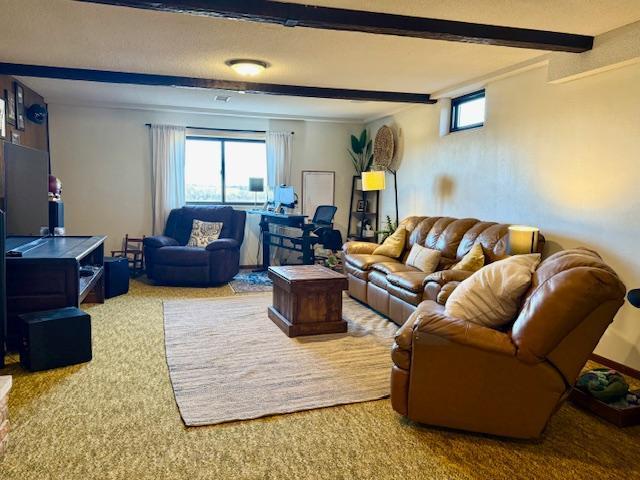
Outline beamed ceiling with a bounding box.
[1,0,639,121]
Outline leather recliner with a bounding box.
[343,216,542,325]
[391,248,626,439]
[144,206,246,285]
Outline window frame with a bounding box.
[185,135,267,206]
[450,89,486,133]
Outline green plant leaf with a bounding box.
[359,129,367,149]
[348,150,361,172]
[350,135,362,154]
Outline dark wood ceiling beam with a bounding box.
[0,63,435,104]
[76,0,594,52]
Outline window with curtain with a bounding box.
[185,136,267,204]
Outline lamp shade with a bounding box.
[362,170,386,191]
[507,225,540,255]
[249,177,264,192]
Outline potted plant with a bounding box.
[348,129,374,174]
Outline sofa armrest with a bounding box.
[143,235,179,248]
[436,281,460,305]
[393,301,515,369]
[414,301,516,356]
[423,269,473,287]
[205,238,240,251]
[342,241,379,255]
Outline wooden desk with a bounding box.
[249,210,317,271]
[4,235,106,353]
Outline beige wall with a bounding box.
[367,62,640,369]
[47,104,361,266]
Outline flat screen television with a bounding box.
[3,143,49,236]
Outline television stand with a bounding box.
[4,235,106,351]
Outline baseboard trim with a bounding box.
[590,353,640,380]
[240,264,260,270]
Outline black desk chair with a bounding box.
[311,205,343,259]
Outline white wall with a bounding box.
[47,104,361,266]
[367,62,640,369]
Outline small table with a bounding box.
[268,265,349,337]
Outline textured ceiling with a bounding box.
[3,0,640,120]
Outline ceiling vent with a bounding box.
[214,95,231,102]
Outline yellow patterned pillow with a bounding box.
[452,242,485,272]
[373,228,406,258]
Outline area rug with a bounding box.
[163,293,397,426]
[229,270,272,293]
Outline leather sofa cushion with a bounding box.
[372,262,418,275]
[387,283,423,306]
[346,254,399,271]
[387,271,429,293]
[345,262,370,280]
[369,270,389,289]
[155,246,210,266]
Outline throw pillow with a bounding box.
[372,228,406,258]
[451,242,485,272]
[445,254,541,328]
[187,220,223,247]
[405,244,441,274]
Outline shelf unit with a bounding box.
[347,175,380,241]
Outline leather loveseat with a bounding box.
[144,206,246,286]
[343,216,542,325]
[391,248,626,438]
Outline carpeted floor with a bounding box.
[0,278,639,479]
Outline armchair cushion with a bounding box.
[205,238,240,251]
[187,220,223,247]
[144,235,179,248]
[154,246,210,266]
[445,254,541,328]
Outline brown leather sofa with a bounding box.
[343,216,534,325]
[391,248,626,439]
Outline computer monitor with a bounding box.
[274,185,296,208]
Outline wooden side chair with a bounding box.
[111,234,146,277]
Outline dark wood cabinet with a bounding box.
[5,236,105,351]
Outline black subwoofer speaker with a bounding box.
[19,307,92,371]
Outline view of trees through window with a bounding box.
[185,137,267,204]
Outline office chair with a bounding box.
[311,205,343,259]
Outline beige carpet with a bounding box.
[1,278,640,479]
[163,293,397,425]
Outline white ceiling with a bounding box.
[4,0,640,121]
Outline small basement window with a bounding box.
[450,90,486,132]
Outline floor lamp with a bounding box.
[362,169,399,228]
[249,177,264,207]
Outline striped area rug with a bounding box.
[163,293,397,426]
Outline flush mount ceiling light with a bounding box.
[225,59,268,77]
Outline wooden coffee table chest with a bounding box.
[267,265,349,337]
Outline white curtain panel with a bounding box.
[266,131,293,196]
[150,125,186,235]
[266,131,294,264]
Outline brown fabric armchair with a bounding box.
[391,248,626,439]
